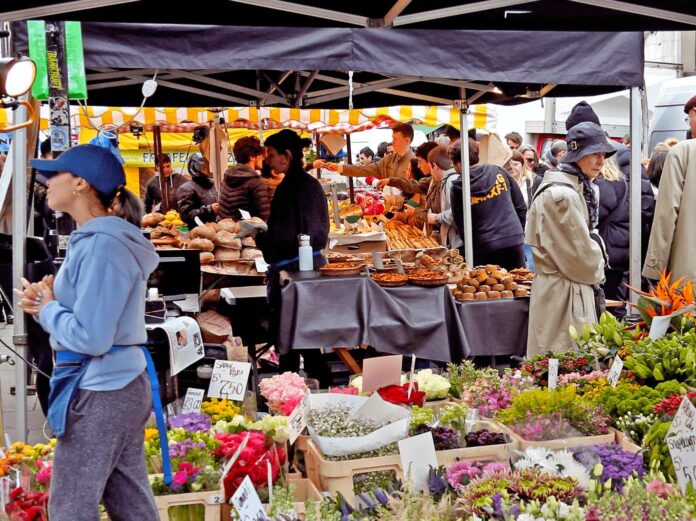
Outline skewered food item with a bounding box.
[385,221,440,250]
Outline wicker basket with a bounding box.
[320,264,365,277]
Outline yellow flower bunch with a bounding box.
[201,398,240,422]
[144,428,159,442]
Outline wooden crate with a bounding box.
[220,478,323,520]
[306,420,515,503]
[611,427,642,454]
[153,489,223,521]
[497,423,615,451]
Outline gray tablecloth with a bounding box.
[278,271,528,361]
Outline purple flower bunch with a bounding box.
[169,439,206,459]
[169,412,211,433]
[445,460,507,491]
[572,443,645,490]
[413,425,461,450]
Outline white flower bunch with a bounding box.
[514,447,591,489]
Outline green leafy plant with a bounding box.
[623,330,696,385]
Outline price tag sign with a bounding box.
[287,394,309,445]
[208,360,252,401]
[607,355,623,387]
[394,258,405,275]
[181,388,205,414]
[666,396,696,494]
[239,209,252,220]
[362,354,403,393]
[232,475,268,521]
[398,431,437,491]
[548,358,559,390]
[255,257,269,274]
[650,315,671,340]
[371,252,385,270]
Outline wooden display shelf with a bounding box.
[153,489,223,521]
[497,423,615,451]
[611,427,642,454]
[305,420,515,503]
[220,477,322,520]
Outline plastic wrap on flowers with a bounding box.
[306,393,411,457]
[508,413,585,442]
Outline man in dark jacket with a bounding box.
[450,140,527,270]
[219,136,270,221]
[177,153,219,228]
[144,154,187,213]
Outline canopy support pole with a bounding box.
[12,102,28,443]
[457,90,474,267]
[629,86,642,303]
[153,125,168,212]
[346,134,355,203]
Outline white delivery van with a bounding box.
[649,75,696,152]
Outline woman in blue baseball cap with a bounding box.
[525,122,616,358]
[16,144,162,520]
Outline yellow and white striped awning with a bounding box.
[1,104,496,134]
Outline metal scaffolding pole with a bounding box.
[12,102,28,443]
[629,87,642,303]
[457,90,474,267]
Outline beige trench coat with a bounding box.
[643,140,696,283]
[525,170,606,357]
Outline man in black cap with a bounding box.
[644,96,696,283]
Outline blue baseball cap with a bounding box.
[30,144,126,197]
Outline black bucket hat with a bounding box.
[564,122,618,164]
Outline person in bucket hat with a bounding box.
[525,122,614,357]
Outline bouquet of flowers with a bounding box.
[445,459,508,491]
[201,398,241,422]
[169,412,212,433]
[214,430,286,501]
[259,372,309,414]
[4,487,48,521]
[415,369,451,401]
[377,383,426,407]
[571,443,645,491]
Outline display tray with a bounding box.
[320,263,366,277]
[201,261,260,276]
[409,276,449,287]
[371,273,409,287]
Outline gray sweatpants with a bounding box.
[49,371,159,521]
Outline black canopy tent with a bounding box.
[5,12,649,441]
[3,0,695,31]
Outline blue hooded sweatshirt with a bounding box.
[39,216,159,391]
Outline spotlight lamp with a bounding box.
[0,54,38,133]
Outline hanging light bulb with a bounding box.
[1,55,37,98]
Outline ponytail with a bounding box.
[97,186,143,227]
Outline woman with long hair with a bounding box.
[17,145,163,520]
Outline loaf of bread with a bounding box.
[188,238,214,252]
[199,252,215,265]
[215,230,242,250]
[142,212,165,228]
[241,248,263,260]
[190,224,217,241]
[214,248,241,261]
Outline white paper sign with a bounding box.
[232,475,268,521]
[362,354,403,392]
[239,209,252,220]
[254,257,269,274]
[288,394,309,445]
[148,317,205,376]
[181,388,205,414]
[650,315,671,340]
[548,359,559,390]
[666,396,696,494]
[607,356,623,387]
[208,360,251,401]
[398,432,438,491]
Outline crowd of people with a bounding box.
[133,97,694,363]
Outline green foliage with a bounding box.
[623,330,696,386]
[593,380,686,419]
[573,311,639,364]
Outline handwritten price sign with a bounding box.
[666,396,696,494]
[207,360,251,401]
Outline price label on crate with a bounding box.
[232,475,267,521]
[207,360,251,401]
[607,356,623,387]
[181,388,205,414]
[548,359,559,390]
[288,394,309,445]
